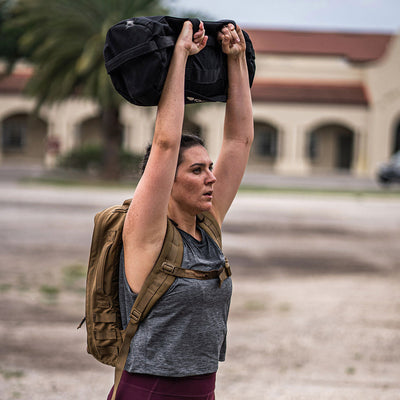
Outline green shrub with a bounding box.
[58,145,142,175]
[120,149,143,173]
[40,284,60,303]
[62,263,86,291]
[58,145,102,170]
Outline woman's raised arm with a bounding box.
[212,24,254,225]
[122,21,208,293]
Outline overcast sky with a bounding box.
[165,0,400,32]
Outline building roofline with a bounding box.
[251,80,369,105]
[244,28,393,63]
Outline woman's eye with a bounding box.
[193,168,201,174]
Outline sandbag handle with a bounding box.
[105,36,175,73]
[189,18,237,47]
[164,16,236,44]
[185,17,236,35]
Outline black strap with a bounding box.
[105,36,175,73]
[161,261,231,284]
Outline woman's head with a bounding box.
[140,134,205,176]
[169,142,216,213]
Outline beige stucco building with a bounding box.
[1,27,400,177]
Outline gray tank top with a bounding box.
[119,225,232,377]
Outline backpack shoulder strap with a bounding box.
[197,211,222,249]
[129,218,183,320]
[197,211,231,287]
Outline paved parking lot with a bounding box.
[1,171,400,399]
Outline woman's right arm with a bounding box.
[122,22,207,293]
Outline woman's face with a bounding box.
[170,145,217,214]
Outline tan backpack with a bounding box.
[79,198,231,400]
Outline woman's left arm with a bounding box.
[212,24,254,225]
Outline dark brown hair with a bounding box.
[139,134,205,176]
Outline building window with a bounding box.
[2,117,27,152]
[254,122,278,159]
[393,121,400,154]
[308,132,318,160]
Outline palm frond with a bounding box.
[11,0,169,108]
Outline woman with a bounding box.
[108,20,253,399]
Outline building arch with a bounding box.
[59,100,99,128]
[251,109,283,134]
[0,102,33,121]
[1,112,48,163]
[305,116,358,136]
[307,122,355,172]
[0,94,51,122]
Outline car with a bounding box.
[377,151,400,185]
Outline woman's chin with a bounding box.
[200,201,213,212]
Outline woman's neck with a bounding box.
[167,205,200,239]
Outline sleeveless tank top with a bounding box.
[119,225,232,377]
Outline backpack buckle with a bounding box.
[218,258,232,287]
[161,262,175,274]
[130,309,142,322]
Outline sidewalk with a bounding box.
[242,171,383,191]
[0,162,392,192]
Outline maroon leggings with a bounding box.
[107,371,216,400]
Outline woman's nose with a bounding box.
[206,170,217,184]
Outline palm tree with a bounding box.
[0,0,33,72]
[10,0,167,179]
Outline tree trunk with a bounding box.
[101,106,122,180]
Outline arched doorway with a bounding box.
[308,123,354,172]
[78,115,124,148]
[249,121,278,168]
[392,120,400,154]
[1,113,47,163]
[79,116,103,147]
